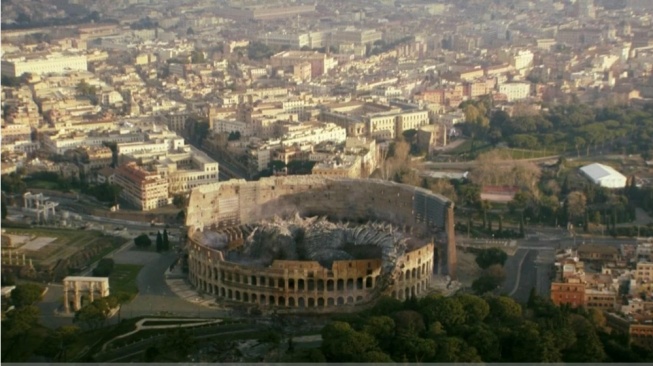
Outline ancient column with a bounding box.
[89,281,95,303]
[74,282,81,311]
[63,281,69,313]
[100,280,109,297]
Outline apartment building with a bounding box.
[113,162,169,211]
[42,131,143,155]
[270,51,337,78]
[278,123,347,147]
[214,119,254,137]
[636,262,653,282]
[550,254,619,310]
[498,82,531,102]
[367,110,429,140]
[395,110,430,137]
[578,244,621,263]
[1,124,31,145]
[551,280,586,308]
[333,29,383,46]
[154,148,219,194]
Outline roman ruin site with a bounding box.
[185,176,456,312]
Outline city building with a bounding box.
[113,162,169,211]
[270,51,337,78]
[1,52,88,77]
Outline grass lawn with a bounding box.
[109,264,143,300]
[88,239,125,263]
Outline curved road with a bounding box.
[500,249,539,303]
[119,251,229,319]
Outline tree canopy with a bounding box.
[475,248,509,269]
[309,292,649,363]
[11,283,44,308]
[134,233,152,248]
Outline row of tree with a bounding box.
[313,292,653,362]
[134,230,172,252]
[460,102,653,160]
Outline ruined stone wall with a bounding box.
[184,176,455,312]
[187,237,433,310]
[186,176,451,231]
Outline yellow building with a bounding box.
[636,262,653,282]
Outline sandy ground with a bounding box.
[21,237,57,251]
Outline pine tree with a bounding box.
[156,231,163,253]
[163,229,170,251]
[519,215,525,238]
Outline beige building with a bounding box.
[113,162,169,211]
[367,110,429,140]
[153,148,220,194]
[270,51,337,78]
[636,262,653,282]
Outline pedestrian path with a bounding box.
[165,266,224,309]
[102,317,222,352]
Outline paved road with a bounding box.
[500,249,540,303]
[119,251,228,319]
[497,227,638,304]
[37,284,75,329]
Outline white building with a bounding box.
[278,123,347,147]
[1,52,88,77]
[580,163,627,189]
[498,82,531,102]
[215,119,254,137]
[512,50,534,70]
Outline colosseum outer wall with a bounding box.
[184,176,456,311]
[187,238,435,310]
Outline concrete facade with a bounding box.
[185,176,456,312]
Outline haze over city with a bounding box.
[2,0,653,363]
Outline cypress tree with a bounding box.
[156,231,163,252]
[163,229,170,251]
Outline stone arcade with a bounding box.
[184,176,457,313]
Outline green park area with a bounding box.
[108,264,142,301]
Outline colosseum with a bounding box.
[184,176,456,312]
